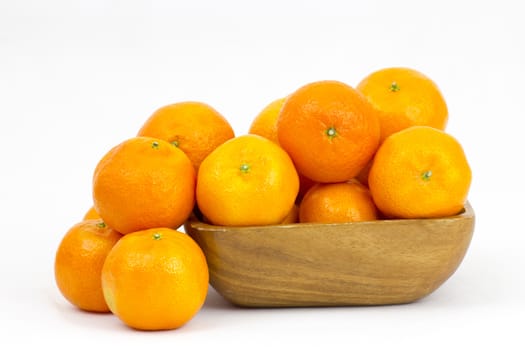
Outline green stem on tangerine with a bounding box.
[151,141,160,149]
[390,81,401,92]
[152,232,162,240]
[171,140,179,147]
[421,170,433,181]
[240,163,251,173]
[96,222,106,229]
[326,126,337,139]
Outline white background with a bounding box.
[1,0,524,348]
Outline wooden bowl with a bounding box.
[184,202,475,307]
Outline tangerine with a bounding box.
[196,134,299,226]
[83,206,100,220]
[101,228,209,330]
[138,101,235,171]
[92,136,195,234]
[55,219,121,312]
[299,180,378,223]
[248,97,286,144]
[357,67,448,143]
[368,126,471,218]
[277,80,380,183]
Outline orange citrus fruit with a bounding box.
[277,80,380,183]
[357,67,448,143]
[196,134,299,226]
[101,228,209,330]
[368,126,471,218]
[281,204,299,224]
[55,219,121,312]
[248,97,286,144]
[137,101,235,171]
[83,206,100,220]
[92,136,195,234]
[299,180,378,223]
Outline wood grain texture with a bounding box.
[184,202,475,307]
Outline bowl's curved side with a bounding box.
[185,203,475,307]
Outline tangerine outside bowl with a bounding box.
[184,202,475,308]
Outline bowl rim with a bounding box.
[185,201,474,233]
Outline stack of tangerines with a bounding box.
[55,67,472,331]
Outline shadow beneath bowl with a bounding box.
[202,285,237,310]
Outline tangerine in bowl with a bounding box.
[184,202,475,307]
